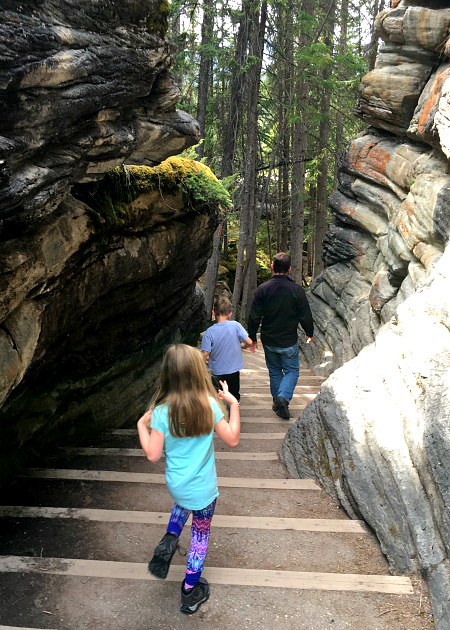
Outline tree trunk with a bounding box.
[308,184,316,277]
[203,0,249,317]
[290,0,313,284]
[221,0,250,179]
[196,0,214,161]
[314,0,336,278]
[334,0,349,184]
[367,0,380,72]
[241,109,284,321]
[203,221,224,322]
[232,0,267,321]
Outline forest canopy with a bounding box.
[167,0,384,320]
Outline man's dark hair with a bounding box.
[273,252,291,274]
[213,296,232,317]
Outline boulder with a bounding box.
[284,247,450,630]
[354,44,438,135]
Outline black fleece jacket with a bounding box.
[247,274,314,347]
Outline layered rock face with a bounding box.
[282,3,450,628]
[0,0,200,239]
[0,2,213,483]
[300,3,450,375]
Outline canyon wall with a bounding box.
[0,1,218,483]
[282,4,450,628]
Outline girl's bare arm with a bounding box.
[137,410,164,462]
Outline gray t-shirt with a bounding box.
[201,320,248,375]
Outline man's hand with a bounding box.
[251,342,258,352]
[306,336,313,345]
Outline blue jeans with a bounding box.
[263,343,300,402]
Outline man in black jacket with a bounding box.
[247,252,313,419]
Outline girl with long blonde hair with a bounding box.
[137,343,240,614]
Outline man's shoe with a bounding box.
[180,577,210,614]
[272,396,290,419]
[148,532,178,579]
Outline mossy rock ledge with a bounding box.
[74,157,231,233]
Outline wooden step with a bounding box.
[61,447,280,461]
[110,429,287,440]
[0,556,413,595]
[0,506,368,533]
[22,468,320,490]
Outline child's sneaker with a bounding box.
[180,577,210,614]
[148,532,178,579]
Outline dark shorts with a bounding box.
[211,371,240,402]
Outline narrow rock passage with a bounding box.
[0,351,431,629]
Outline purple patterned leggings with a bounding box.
[166,498,216,586]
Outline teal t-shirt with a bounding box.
[151,396,224,511]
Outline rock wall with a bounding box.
[300,3,450,375]
[0,0,200,238]
[0,2,215,484]
[282,4,450,628]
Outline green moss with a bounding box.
[220,247,271,292]
[389,525,398,537]
[318,437,332,478]
[80,157,230,233]
[145,1,171,37]
[159,0,171,15]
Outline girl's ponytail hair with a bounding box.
[151,344,225,437]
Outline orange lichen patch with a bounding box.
[339,198,357,218]
[356,245,366,264]
[347,140,392,189]
[405,197,414,218]
[369,275,381,311]
[348,140,378,168]
[398,216,412,241]
[418,68,450,133]
[364,145,392,177]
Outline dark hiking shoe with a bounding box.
[272,396,290,419]
[148,533,178,579]
[180,577,210,614]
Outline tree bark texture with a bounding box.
[196,0,214,161]
[203,221,225,322]
[313,0,336,278]
[290,0,313,284]
[221,0,250,179]
[232,0,267,321]
[334,0,349,185]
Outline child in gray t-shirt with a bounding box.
[201,296,254,402]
